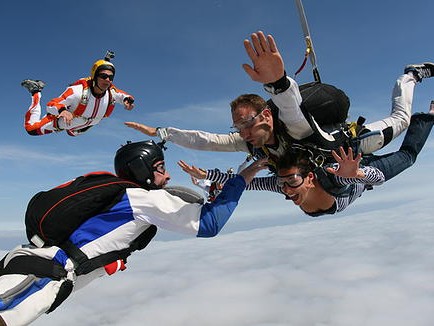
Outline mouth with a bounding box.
[286,193,300,203]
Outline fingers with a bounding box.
[242,63,258,81]
[267,35,278,53]
[124,121,138,129]
[243,39,257,61]
[177,160,206,179]
[124,122,156,136]
[331,149,342,162]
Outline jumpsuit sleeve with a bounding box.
[267,76,314,140]
[126,175,247,237]
[160,127,250,153]
[46,85,82,115]
[110,85,134,104]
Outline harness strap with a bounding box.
[72,78,116,118]
[0,255,67,281]
[61,225,157,276]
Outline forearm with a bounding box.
[246,176,283,193]
[335,166,385,186]
[266,76,313,140]
[197,175,246,237]
[163,127,249,152]
[206,170,282,194]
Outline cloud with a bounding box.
[16,201,434,326]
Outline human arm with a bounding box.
[179,160,283,194]
[128,159,266,237]
[243,31,312,139]
[46,85,82,125]
[125,122,250,153]
[111,85,134,110]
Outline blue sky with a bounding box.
[1,0,434,234]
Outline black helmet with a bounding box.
[114,140,165,189]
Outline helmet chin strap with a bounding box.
[93,79,105,92]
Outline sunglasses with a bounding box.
[97,73,114,81]
[153,162,166,175]
[276,173,305,189]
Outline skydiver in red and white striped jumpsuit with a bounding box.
[21,57,135,136]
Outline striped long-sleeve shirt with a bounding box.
[206,165,385,214]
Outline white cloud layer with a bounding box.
[2,202,429,326]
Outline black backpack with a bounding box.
[298,81,350,126]
[25,172,140,247]
[24,172,160,276]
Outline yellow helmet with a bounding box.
[90,59,115,80]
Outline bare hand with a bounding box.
[242,31,285,84]
[124,122,157,136]
[238,158,268,184]
[326,147,364,178]
[58,110,74,125]
[177,160,207,179]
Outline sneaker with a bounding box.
[404,62,434,82]
[21,79,46,94]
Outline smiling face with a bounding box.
[277,166,315,206]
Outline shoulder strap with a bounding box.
[72,78,92,117]
[103,86,117,118]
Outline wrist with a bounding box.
[263,71,290,95]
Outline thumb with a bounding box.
[325,167,337,175]
[242,64,258,81]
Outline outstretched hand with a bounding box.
[124,122,157,136]
[326,147,364,179]
[242,31,285,84]
[177,160,207,179]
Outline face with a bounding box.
[95,69,114,90]
[231,106,274,148]
[152,160,170,188]
[277,166,314,206]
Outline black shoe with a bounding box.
[21,79,46,94]
[404,62,434,82]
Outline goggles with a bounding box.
[276,173,305,188]
[231,109,265,132]
[153,162,166,175]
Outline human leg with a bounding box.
[363,112,434,181]
[360,72,417,153]
[22,80,58,136]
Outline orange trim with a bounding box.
[47,88,74,111]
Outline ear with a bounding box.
[261,108,273,124]
[306,172,315,187]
